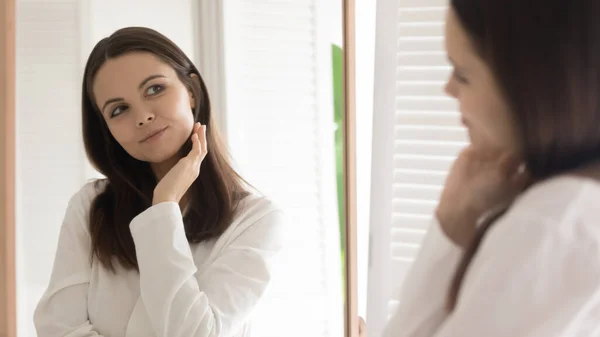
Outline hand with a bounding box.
[436,146,530,248]
[152,122,207,205]
[358,317,367,337]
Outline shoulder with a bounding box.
[64,179,108,228]
[476,175,600,263]
[512,175,599,216]
[68,179,108,209]
[506,175,600,229]
[236,193,285,225]
[225,193,286,239]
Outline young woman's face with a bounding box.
[444,9,522,155]
[93,51,196,170]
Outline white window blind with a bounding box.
[219,1,344,337]
[366,0,467,336]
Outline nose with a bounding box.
[444,76,458,98]
[136,114,155,128]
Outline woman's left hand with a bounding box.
[152,122,207,205]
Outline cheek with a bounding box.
[468,94,518,150]
[106,121,137,150]
[167,91,195,131]
[456,91,501,143]
[489,102,520,150]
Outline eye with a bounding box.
[453,70,469,84]
[145,84,165,96]
[110,105,128,118]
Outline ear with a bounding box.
[188,73,201,109]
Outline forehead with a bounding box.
[444,9,476,62]
[93,52,176,102]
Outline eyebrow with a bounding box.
[100,74,167,114]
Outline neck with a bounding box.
[151,156,179,181]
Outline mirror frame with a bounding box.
[0,0,16,335]
[0,0,17,337]
[0,0,357,335]
[342,0,357,336]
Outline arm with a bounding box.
[430,211,600,337]
[383,218,463,337]
[34,186,104,337]
[129,201,285,337]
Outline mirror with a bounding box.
[0,0,357,336]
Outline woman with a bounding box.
[34,27,285,337]
[365,0,600,336]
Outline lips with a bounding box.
[140,126,168,142]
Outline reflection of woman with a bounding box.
[363,0,600,336]
[34,27,285,337]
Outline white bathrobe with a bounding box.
[384,176,600,336]
[34,180,285,337]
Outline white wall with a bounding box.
[16,2,84,336]
[15,1,196,336]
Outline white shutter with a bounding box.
[366,0,467,336]
[219,1,344,337]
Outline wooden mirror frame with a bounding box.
[0,0,16,335]
[342,0,357,336]
[0,0,356,335]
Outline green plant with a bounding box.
[331,43,345,296]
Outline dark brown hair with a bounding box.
[82,27,249,271]
[448,0,600,309]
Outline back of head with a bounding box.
[451,0,600,179]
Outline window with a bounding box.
[213,1,345,336]
[366,0,467,336]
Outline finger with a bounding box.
[511,162,531,189]
[458,145,475,159]
[498,152,522,176]
[190,132,201,158]
[199,125,208,155]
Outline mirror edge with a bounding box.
[0,0,17,335]
[342,0,358,336]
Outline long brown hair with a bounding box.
[82,27,249,271]
[447,0,600,309]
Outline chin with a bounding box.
[127,144,180,164]
[146,149,181,164]
[127,134,188,164]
